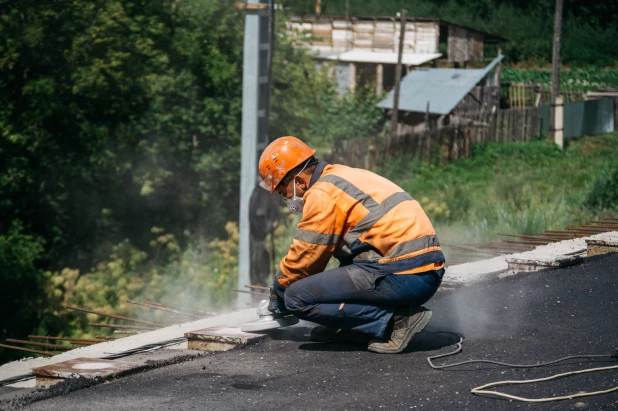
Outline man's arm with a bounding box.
[276,188,344,288]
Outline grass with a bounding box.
[377,133,618,259]
[501,67,618,92]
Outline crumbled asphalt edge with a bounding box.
[0,345,244,410]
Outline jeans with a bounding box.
[278,265,444,339]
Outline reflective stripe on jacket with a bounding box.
[276,163,445,287]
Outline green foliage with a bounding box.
[43,223,239,338]
[587,167,618,210]
[502,67,618,91]
[0,221,45,362]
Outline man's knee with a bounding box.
[283,281,313,313]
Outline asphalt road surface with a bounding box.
[15,254,618,410]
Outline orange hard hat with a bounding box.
[258,136,316,194]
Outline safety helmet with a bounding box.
[258,136,316,194]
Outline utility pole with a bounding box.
[238,0,273,306]
[550,0,564,148]
[315,0,321,18]
[390,9,407,139]
[345,0,349,20]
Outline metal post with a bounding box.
[495,45,502,86]
[376,64,383,96]
[550,0,563,147]
[390,9,407,139]
[348,62,357,92]
[239,0,272,306]
[552,96,564,147]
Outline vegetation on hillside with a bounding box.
[501,67,618,91]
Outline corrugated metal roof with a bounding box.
[377,55,504,115]
[324,50,441,65]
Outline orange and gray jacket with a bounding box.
[276,162,445,287]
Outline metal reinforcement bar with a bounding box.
[113,330,141,335]
[245,284,269,291]
[586,223,618,228]
[533,232,577,239]
[65,304,164,327]
[442,244,502,255]
[144,300,211,316]
[565,227,607,233]
[127,300,202,320]
[28,335,100,345]
[89,323,157,331]
[95,336,117,340]
[496,233,551,243]
[0,343,55,356]
[5,339,74,351]
[232,289,269,296]
[542,230,580,235]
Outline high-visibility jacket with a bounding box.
[276,162,445,287]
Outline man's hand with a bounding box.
[268,281,289,317]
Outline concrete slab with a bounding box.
[0,307,260,388]
[185,326,266,352]
[444,231,618,285]
[32,358,138,387]
[505,254,583,274]
[586,239,618,256]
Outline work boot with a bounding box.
[367,306,432,354]
[310,326,372,344]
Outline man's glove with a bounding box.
[268,281,289,317]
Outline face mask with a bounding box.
[285,159,310,214]
[286,181,304,214]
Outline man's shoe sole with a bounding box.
[367,310,432,354]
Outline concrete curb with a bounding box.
[443,231,618,285]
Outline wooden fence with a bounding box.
[327,107,542,168]
[506,83,585,108]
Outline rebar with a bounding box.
[65,304,164,327]
[245,284,269,291]
[113,330,141,335]
[497,233,547,240]
[580,224,618,230]
[89,323,157,331]
[232,289,269,296]
[126,300,202,320]
[144,300,211,316]
[565,227,607,234]
[442,244,501,255]
[28,335,99,345]
[5,339,74,351]
[95,336,118,340]
[0,343,56,356]
[533,232,577,239]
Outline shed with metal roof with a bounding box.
[378,55,504,115]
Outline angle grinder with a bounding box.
[240,299,299,332]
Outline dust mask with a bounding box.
[285,159,310,214]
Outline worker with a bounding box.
[258,136,445,354]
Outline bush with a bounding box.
[587,167,618,211]
[0,221,46,363]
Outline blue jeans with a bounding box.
[279,265,443,339]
